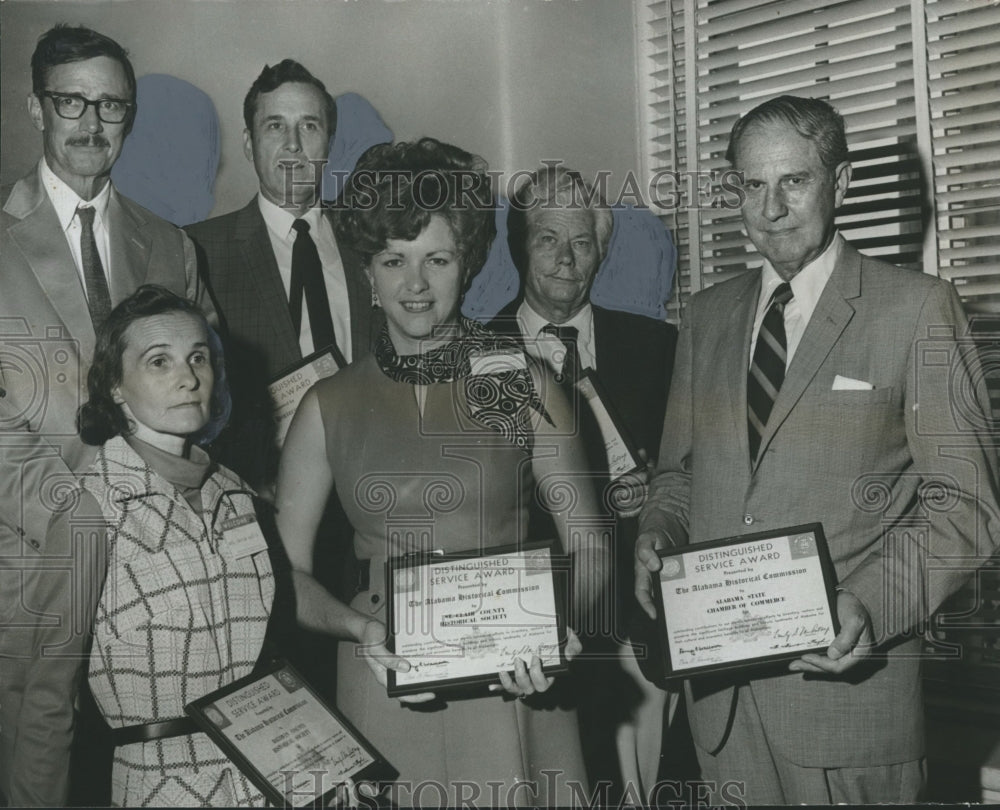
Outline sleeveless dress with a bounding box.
[84,436,274,807]
[317,354,589,807]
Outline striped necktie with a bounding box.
[77,206,112,329]
[748,282,793,463]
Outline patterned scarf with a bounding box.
[374,318,552,452]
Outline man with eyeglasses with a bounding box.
[0,24,211,807]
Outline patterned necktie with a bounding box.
[748,282,794,463]
[542,323,582,385]
[289,219,338,355]
[77,206,112,329]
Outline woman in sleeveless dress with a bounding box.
[274,139,609,807]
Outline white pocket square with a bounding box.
[832,374,874,391]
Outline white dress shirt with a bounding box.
[258,194,353,362]
[516,300,598,375]
[749,233,843,368]
[39,158,112,298]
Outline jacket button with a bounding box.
[743,514,754,526]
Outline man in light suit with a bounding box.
[186,60,378,491]
[490,166,678,802]
[635,95,999,804]
[0,25,210,806]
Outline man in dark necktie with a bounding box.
[488,165,678,802]
[186,60,378,490]
[635,95,999,804]
[0,25,211,807]
[185,61,380,708]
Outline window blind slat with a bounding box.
[700,53,914,105]
[702,10,911,68]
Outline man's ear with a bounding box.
[27,93,44,132]
[833,161,852,208]
[243,129,254,163]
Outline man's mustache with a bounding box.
[66,135,110,148]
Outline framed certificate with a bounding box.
[385,542,570,697]
[268,347,343,447]
[186,661,396,807]
[574,370,642,480]
[653,523,839,678]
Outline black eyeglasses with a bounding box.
[40,91,133,124]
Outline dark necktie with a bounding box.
[542,323,582,385]
[289,219,338,355]
[747,282,794,463]
[77,206,112,329]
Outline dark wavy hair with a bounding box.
[31,25,137,129]
[506,165,614,282]
[78,285,231,447]
[243,59,337,135]
[726,95,848,171]
[333,137,496,287]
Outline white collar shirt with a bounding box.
[40,158,113,295]
[750,233,843,368]
[516,300,597,374]
[258,193,353,362]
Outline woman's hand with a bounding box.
[489,628,583,699]
[357,619,436,704]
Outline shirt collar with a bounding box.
[517,299,594,341]
[39,157,112,232]
[257,192,324,240]
[759,232,842,320]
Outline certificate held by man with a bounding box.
[386,542,569,697]
[653,524,839,678]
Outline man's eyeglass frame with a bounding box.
[39,91,133,124]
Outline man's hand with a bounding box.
[789,590,874,675]
[634,528,667,620]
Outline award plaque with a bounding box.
[186,661,396,807]
[574,370,642,480]
[268,347,343,447]
[653,523,839,678]
[385,542,570,697]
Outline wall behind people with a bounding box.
[0,0,639,219]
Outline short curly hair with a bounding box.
[333,137,496,286]
[78,285,231,447]
[506,165,614,281]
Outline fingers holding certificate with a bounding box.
[385,543,570,697]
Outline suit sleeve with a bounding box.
[839,281,1000,643]
[637,307,693,548]
[9,487,106,807]
[180,229,219,328]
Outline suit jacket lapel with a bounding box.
[753,245,860,468]
[107,190,150,304]
[236,200,301,366]
[5,173,95,357]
